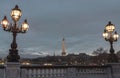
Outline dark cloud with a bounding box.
[0,0,120,57]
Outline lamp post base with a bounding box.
[107,53,118,63]
[7,49,20,62]
[6,62,20,78]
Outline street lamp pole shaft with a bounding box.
[11,25,17,50]
[7,23,20,62]
[107,38,118,63]
[109,41,114,54]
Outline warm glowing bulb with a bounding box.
[103,30,108,39]
[11,5,22,22]
[105,21,115,32]
[21,19,29,31]
[113,31,119,41]
[1,16,9,29]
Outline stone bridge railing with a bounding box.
[0,63,120,78]
[0,65,5,78]
[20,65,112,78]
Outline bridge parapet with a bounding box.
[0,63,117,78]
[20,65,112,78]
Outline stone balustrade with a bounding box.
[0,63,120,78]
[20,65,112,78]
[0,65,5,78]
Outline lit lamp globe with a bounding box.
[103,30,109,40]
[105,21,115,33]
[21,19,29,32]
[113,31,119,41]
[1,16,9,30]
[10,5,22,22]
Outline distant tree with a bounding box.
[91,47,108,65]
[116,50,120,56]
[78,53,90,65]
[92,47,107,56]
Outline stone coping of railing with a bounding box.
[20,65,111,69]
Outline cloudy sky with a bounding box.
[0,0,120,58]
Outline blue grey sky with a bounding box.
[0,0,120,58]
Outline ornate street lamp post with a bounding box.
[103,21,119,63]
[1,5,29,62]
